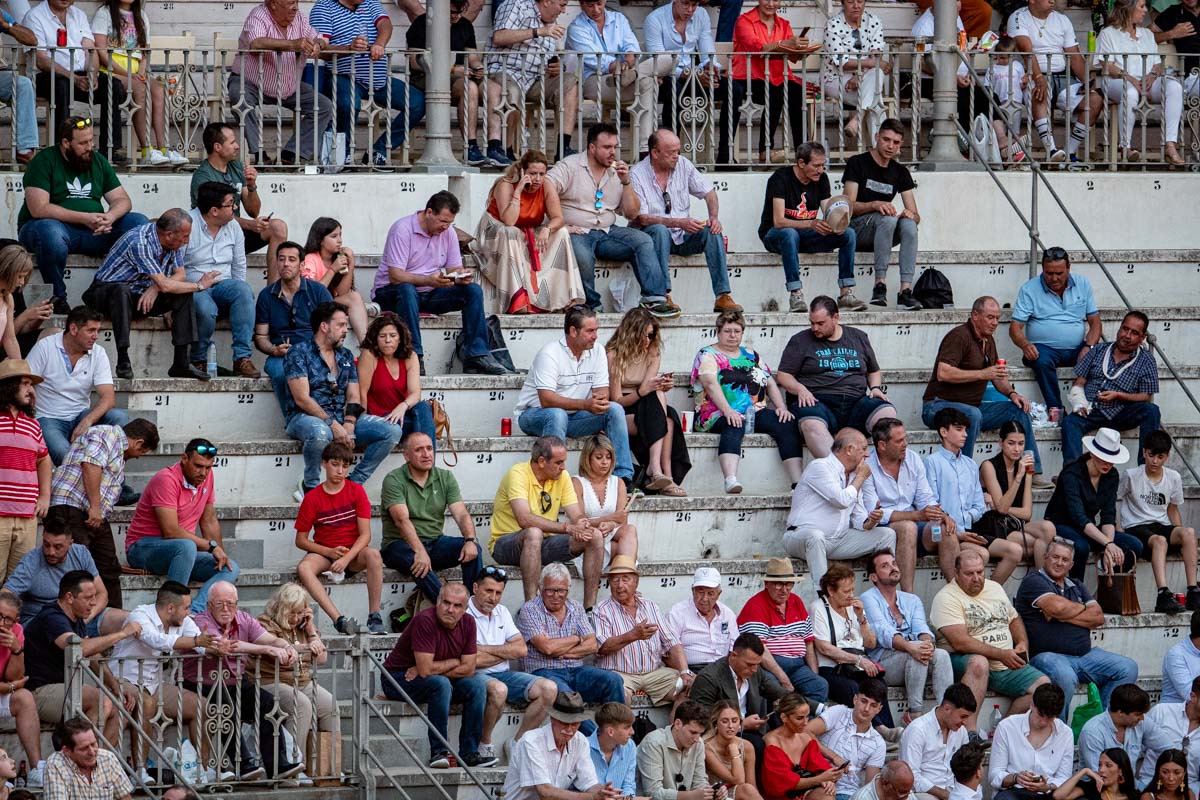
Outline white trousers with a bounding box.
[826,67,886,145]
[783,524,895,587]
[1099,75,1184,146]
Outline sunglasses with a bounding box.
[675,774,687,791]
[481,565,508,581]
[1043,246,1068,261]
[193,444,218,456]
[662,190,672,214]
[594,188,604,211]
[539,490,553,514]
[73,117,92,129]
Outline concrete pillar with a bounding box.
[924,0,967,166]
[414,0,462,170]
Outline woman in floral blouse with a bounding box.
[822,0,890,146]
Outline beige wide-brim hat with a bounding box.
[0,359,43,385]
[1083,427,1131,465]
[604,554,639,576]
[820,194,852,234]
[763,557,801,582]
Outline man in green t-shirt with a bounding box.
[17,117,148,311]
[380,431,482,602]
[190,122,289,281]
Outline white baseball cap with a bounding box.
[692,567,722,588]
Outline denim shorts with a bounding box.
[484,670,539,705]
[791,394,891,434]
[491,531,574,566]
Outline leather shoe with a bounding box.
[168,363,211,381]
[233,357,262,378]
[115,361,134,380]
[463,354,506,375]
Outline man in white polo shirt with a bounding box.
[666,567,741,674]
[514,305,633,484]
[26,305,128,465]
[468,564,559,756]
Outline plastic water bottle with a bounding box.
[930,524,942,543]
[206,342,218,379]
[988,703,1003,738]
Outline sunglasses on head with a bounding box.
[482,565,508,582]
[1043,246,1068,261]
[193,444,218,456]
[73,117,92,129]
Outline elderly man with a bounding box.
[515,306,634,482]
[191,122,289,279]
[503,692,615,800]
[228,0,332,163]
[0,590,45,788]
[690,633,784,761]
[921,296,1045,485]
[851,760,917,800]
[0,360,51,584]
[284,301,401,499]
[26,306,128,464]
[857,418,959,589]
[44,717,133,800]
[666,566,740,674]
[1063,310,1161,465]
[898,684,976,800]
[643,0,727,138]
[631,129,739,314]
[517,564,625,708]
[82,211,218,381]
[1077,683,1148,771]
[1009,247,1101,410]
[186,181,260,379]
[382,431,480,603]
[124,438,239,614]
[181,581,304,781]
[47,418,158,608]
[594,556,691,707]
[930,550,1050,732]
[736,558,828,703]
[490,436,605,605]
[1014,536,1138,721]
[373,192,506,376]
[783,429,900,587]
[382,582,496,769]
[484,0,579,166]
[1137,675,1200,788]
[468,565,559,755]
[862,549,954,719]
[549,123,674,316]
[777,295,896,458]
[6,510,106,625]
[18,117,148,311]
[637,701,721,800]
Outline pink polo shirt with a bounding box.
[125,462,215,551]
[373,212,463,295]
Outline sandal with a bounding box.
[659,481,687,497]
[645,474,673,492]
[1166,143,1185,166]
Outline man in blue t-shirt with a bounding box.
[4,518,103,626]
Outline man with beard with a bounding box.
[776,294,896,459]
[0,361,50,585]
[284,301,401,500]
[17,117,147,313]
[82,209,219,381]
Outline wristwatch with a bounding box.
[208,539,219,553]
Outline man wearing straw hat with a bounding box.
[504,691,617,800]
[0,359,50,585]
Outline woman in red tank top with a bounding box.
[357,313,436,445]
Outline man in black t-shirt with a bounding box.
[759,142,862,314]
[842,119,923,311]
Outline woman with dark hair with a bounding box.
[1054,748,1136,800]
[303,218,370,344]
[976,419,1057,582]
[761,694,841,800]
[357,312,435,446]
[1141,750,1192,800]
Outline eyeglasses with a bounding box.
[594,188,604,212]
[662,191,672,214]
[193,444,218,456]
[0,613,16,626]
[73,117,92,129]
[210,600,237,609]
[219,200,237,209]
[543,587,568,595]
[539,490,553,514]
[481,565,508,581]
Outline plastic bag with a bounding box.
[319,130,349,174]
[607,270,640,313]
[1070,683,1104,741]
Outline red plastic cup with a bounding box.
[1050,407,1062,424]
[723,235,729,252]
[996,358,1007,368]
[500,418,512,436]
[56,28,67,47]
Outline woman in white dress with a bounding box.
[570,434,639,568]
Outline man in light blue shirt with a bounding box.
[1008,247,1101,410]
[187,181,259,378]
[643,0,730,141]
[1077,683,1148,771]
[567,0,675,159]
[1162,611,1200,704]
[587,702,639,796]
[925,407,990,564]
[4,515,104,625]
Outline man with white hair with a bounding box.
[503,692,614,800]
[665,566,741,674]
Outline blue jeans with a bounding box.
[1029,648,1138,721]
[39,408,130,465]
[568,227,666,309]
[0,72,38,152]
[265,356,289,414]
[126,537,241,614]
[761,227,857,292]
[1022,343,1083,410]
[374,283,488,359]
[192,279,256,362]
[285,413,402,490]
[1062,403,1160,466]
[305,65,427,156]
[382,672,486,757]
[643,225,730,297]
[765,655,829,705]
[713,0,745,42]
[532,666,625,705]
[518,405,633,479]
[1053,522,1143,582]
[19,213,150,300]
[922,397,1042,473]
[384,534,483,602]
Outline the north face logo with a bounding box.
[65,177,91,199]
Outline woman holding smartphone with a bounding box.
[303,217,371,345]
[761,694,841,800]
[705,701,764,800]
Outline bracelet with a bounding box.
[9,648,21,656]
[1008,391,1019,399]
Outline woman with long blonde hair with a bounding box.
[571,433,639,566]
[0,246,34,360]
[473,150,584,313]
[606,308,689,495]
[705,700,764,800]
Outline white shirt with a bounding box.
[817,704,885,796]
[1118,465,1183,528]
[467,597,522,675]
[504,724,599,800]
[788,453,864,534]
[1007,8,1077,75]
[26,332,115,421]
[185,206,247,283]
[949,783,983,800]
[1138,703,1200,787]
[24,2,93,72]
[900,710,969,794]
[986,59,1027,104]
[910,10,968,77]
[1094,25,1160,78]
[109,604,202,694]
[515,337,610,414]
[629,155,713,245]
[854,450,937,529]
[732,666,749,715]
[811,598,864,669]
[665,598,739,666]
[987,711,1074,791]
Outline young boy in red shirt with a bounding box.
[295,442,385,634]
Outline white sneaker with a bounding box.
[166,149,189,165]
[297,771,314,787]
[293,476,308,503]
[25,763,43,789]
[365,301,381,318]
[134,767,154,786]
[724,475,743,494]
[143,149,172,166]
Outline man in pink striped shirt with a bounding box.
[229,0,333,162]
[0,360,51,586]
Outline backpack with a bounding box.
[913,267,955,309]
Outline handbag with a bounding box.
[973,510,1025,544]
[1095,563,1141,616]
[821,597,884,681]
[428,398,458,467]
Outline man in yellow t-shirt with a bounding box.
[489,436,601,607]
[929,549,1049,733]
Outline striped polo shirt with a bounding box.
[736,589,815,659]
[0,412,48,518]
[309,0,390,89]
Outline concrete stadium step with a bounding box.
[121,427,1200,504]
